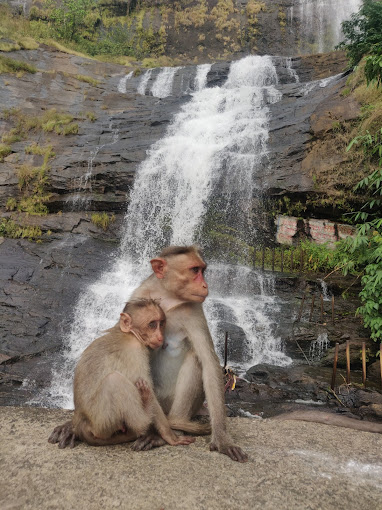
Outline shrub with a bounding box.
[0,144,11,161]
[91,212,115,230]
[0,55,37,75]
[338,0,382,66]
[0,218,42,241]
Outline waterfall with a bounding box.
[291,0,362,54]
[151,66,182,98]
[194,63,212,91]
[44,55,292,409]
[117,71,133,94]
[309,332,330,361]
[137,69,152,95]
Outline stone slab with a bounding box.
[1,407,382,510]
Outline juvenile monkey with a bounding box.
[49,299,198,448]
[130,245,248,462]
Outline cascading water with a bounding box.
[151,66,182,98]
[44,55,293,409]
[117,71,133,94]
[290,0,362,54]
[194,63,212,92]
[137,69,152,95]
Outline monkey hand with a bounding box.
[48,420,77,449]
[209,437,248,463]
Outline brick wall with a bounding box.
[275,215,356,247]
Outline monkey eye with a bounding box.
[148,321,157,329]
[190,267,200,274]
[160,320,166,328]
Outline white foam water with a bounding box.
[42,55,292,409]
[137,69,152,95]
[117,71,133,94]
[151,66,182,98]
[194,63,212,91]
[309,332,330,362]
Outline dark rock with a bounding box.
[0,236,116,405]
[321,338,378,369]
[367,361,381,384]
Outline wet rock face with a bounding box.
[0,235,117,405]
[0,47,349,215]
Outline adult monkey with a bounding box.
[130,245,248,462]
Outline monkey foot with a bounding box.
[48,421,77,449]
[131,433,166,452]
[135,378,151,407]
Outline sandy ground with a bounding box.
[1,406,382,510]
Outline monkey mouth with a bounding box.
[191,293,208,301]
[151,342,164,350]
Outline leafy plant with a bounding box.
[339,128,382,341]
[91,212,115,231]
[47,0,98,42]
[364,53,382,87]
[338,0,382,66]
[0,218,42,241]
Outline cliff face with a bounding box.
[0,46,352,232]
[0,43,361,405]
[7,0,337,61]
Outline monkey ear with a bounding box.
[120,313,132,333]
[150,258,167,279]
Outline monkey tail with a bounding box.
[273,410,382,434]
[168,418,211,435]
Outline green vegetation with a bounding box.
[91,212,115,230]
[46,0,98,42]
[16,161,51,215]
[75,74,100,86]
[0,218,42,241]
[0,143,11,161]
[2,108,78,139]
[0,0,266,63]
[85,111,97,122]
[0,55,37,75]
[3,142,55,216]
[337,130,382,341]
[0,4,39,52]
[339,0,382,66]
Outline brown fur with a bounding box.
[130,246,248,462]
[49,300,195,449]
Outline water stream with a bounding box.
[46,55,292,408]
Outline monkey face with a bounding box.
[132,308,166,350]
[150,251,209,303]
[163,254,209,303]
